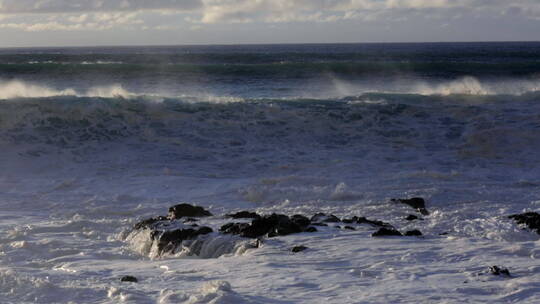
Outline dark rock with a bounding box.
[372,228,403,237]
[221,213,312,239]
[439,232,449,236]
[133,216,168,230]
[405,215,420,221]
[391,197,430,215]
[168,204,212,219]
[311,213,340,223]
[220,222,250,235]
[155,226,213,255]
[342,216,393,228]
[344,226,356,230]
[291,214,311,227]
[120,276,138,283]
[405,230,423,236]
[291,245,308,253]
[509,212,540,234]
[311,223,328,227]
[226,211,261,219]
[489,266,510,276]
[305,227,318,233]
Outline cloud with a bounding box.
[0,0,539,32]
[0,0,202,14]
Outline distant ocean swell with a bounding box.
[1,61,540,78]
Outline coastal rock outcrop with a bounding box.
[508,212,540,234]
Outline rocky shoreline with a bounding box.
[124,198,540,260]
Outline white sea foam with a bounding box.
[0,80,134,99]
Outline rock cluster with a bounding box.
[508,212,540,234]
[130,200,430,258]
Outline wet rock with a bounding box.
[221,214,312,238]
[344,226,356,230]
[391,197,430,215]
[343,216,393,228]
[291,245,308,253]
[489,266,510,276]
[120,276,138,283]
[226,211,261,219]
[509,212,540,234]
[155,226,213,255]
[311,213,340,223]
[291,214,311,227]
[372,228,403,237]
[168,203,212,220]
[405,215,420,221]
[405,230,423,236]
[305,227,318,233]
[219,222,250,234]
[134,216,168,230]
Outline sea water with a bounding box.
[1,42,540,303]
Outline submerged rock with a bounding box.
[291,245,308,253]
[391,197,430,215]
[226,211,261,219]
[343,216,393,228]
[168,204,212,219]
[372,228,403,237]
[311,213,340,223]
[405,230,423,236]
[120,276,138,283]
[489,266,510,276]
[405,215,420,221]
[508,212,540,234]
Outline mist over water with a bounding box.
[1,42,540,303]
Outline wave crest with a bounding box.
[0,80,133,99]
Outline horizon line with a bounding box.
[1,40,539,50]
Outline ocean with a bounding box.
[1,42,540,303]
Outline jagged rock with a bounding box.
[489,266,510,276]
[391,197,430,215]
[155,226,213,255]
[134,216,168,230]
[305,227,318,232]
[291,246,308,253]
[291,214,311,227]
[509,212,540,234]
[343,216,393,228]
[405,215,420,221]
[226,211,261,219]
[405,230,423,236]
[219,222,250,234]
[221,213,312,238]
[120,276,138,283]
[311,213,340,223]
[168,204,212,219]
[372,228,403,237]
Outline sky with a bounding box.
[0,0,539,47]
